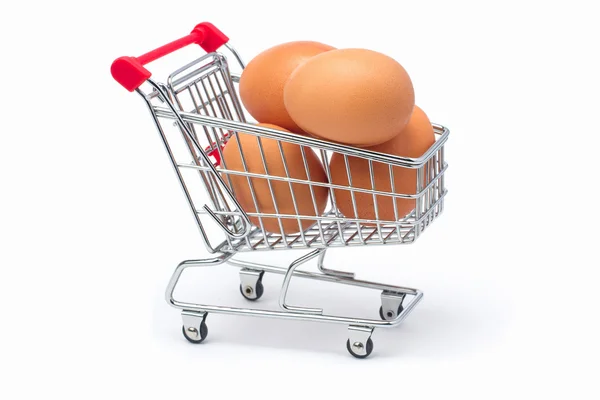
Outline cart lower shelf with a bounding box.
[166,249,423,358]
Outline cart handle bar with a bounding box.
[111,22,229,92]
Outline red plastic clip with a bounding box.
[206,146,223,167]
[204,131,235,166]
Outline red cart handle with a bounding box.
[111,22,229,91]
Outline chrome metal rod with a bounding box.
[165,253,234,305]
[226,257,419,295]
[179,162,449,200]
[224,43,246,69]
[317,249,355,279]
[197,190,447,226]
[154,107,449,168]
[146,80,252,239]
[170,293,423,327]
[279,249,325,314]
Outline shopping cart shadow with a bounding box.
[210,301,494,358]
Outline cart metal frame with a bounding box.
[111,22,448,358]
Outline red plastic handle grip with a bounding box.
[111,22,229,91]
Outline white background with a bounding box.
[1,0,599,398]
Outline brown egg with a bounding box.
[239,42,335,133]
[222,123,329,234]
[329,106,435,223]
[284,48,415,147]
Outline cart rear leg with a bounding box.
[317,249,355,279]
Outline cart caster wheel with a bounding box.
[380,291,406,321]
[379,304,404,321]
[182,320,208,344]
[240,280,264,301]
[239,269,265,301]
[346,338,373,359]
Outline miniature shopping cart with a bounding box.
[111,22,448,358]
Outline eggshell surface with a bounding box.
[222,123,329,234]
[284,48,415,147]
[329,106,435,223]
[239,41,335,133]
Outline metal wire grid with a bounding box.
[147,52,448,252]
[166,53,249,246]
[180,137,446,251]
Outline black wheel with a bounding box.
[379,303,404,321]
[239,279,264,301]
[182,319,208,344]
[346,338,374,359]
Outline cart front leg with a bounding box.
[165,253,233,309]
[278,249,325,314]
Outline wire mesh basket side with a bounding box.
[166,53,248,248]
[145,52,448,252]
[174,121,447,251]
[135,54,253,253]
